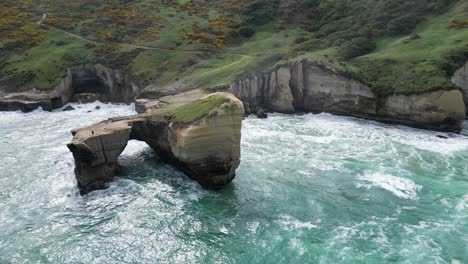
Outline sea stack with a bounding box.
[67,92,244,194]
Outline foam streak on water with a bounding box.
[0,108,467,263]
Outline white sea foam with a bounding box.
[277,215,319,231]
[456,194,468,211]
[247,221,260,234]
[356,172,422,199]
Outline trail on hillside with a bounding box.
[38,14,253,59]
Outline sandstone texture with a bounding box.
[452,61,468,112]
[0,91,56,112]
[0,64,137,112]
[232,60,466,132]
[67,92,244,194]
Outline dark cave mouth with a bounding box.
[71,74,111,103]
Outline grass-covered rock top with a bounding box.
[161,94,231,123]
[0,0,467,96]
[127,93,241,124]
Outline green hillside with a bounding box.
[0,0,467,96]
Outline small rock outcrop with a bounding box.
[135,99,168,114]
[0,92,56,112]
[232,60,466,132]
[256,108,268,118]
[62,105,75,111]
[67,92,244,194]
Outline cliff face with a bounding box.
[54,64,137,105]
[67,92,244,194]
[0,64,137,112]
[452,61,468,111]
[232,60,466,132]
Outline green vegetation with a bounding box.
[349,0,468,95]
[0,0,467,97]
[148,95,230,122]
[1,31,93,90]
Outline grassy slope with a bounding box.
[2,30,93,90]
[136,24,304,93]
[350,0,468,95]
[1,0,467,97]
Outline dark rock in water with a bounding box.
[256,108,268,119]
[73,93,100,104]
[62,105,75,111]
[0,92,54,112]
[67,93,244,195]
[95,106,101,110]
[436,135,448,139]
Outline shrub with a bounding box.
[245,0,280,25]
[385,15,423,36]
[55,41,67,46]
[438,46,468,75]
[401,34,421,43]
[293,36,308,44]
[238,26,255,38]
[338,37,376,60]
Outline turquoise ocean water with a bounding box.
[0,103,467,263]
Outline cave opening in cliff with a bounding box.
[70,67,111,102]
[72,76,110,102]
[73,77,109,95]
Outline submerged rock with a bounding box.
[256,108,268,119]
[67,92,244,194]
[73,93,99,104]
[62,105,75,111]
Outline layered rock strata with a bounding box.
[231,60,466,132]
[67,92,244,194]
[452,61,468,112]
[0,64,136,112]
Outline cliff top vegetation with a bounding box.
[0,0,467,96]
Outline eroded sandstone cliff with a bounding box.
[67,92,244,194]
[452,61,468,112]
[0,64,137,112]
[231,60,466,132]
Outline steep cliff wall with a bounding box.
[53,64,137,105]
[232,60,466,132]
[1,64,138,112]
[452,61,468,111]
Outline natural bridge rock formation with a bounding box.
[231,60,466,132]
[67,93,244,194]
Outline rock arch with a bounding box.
[67,93,244,194]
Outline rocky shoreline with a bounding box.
[232,60,468,132]
[0,64,137,112]
[1,60,467,132]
